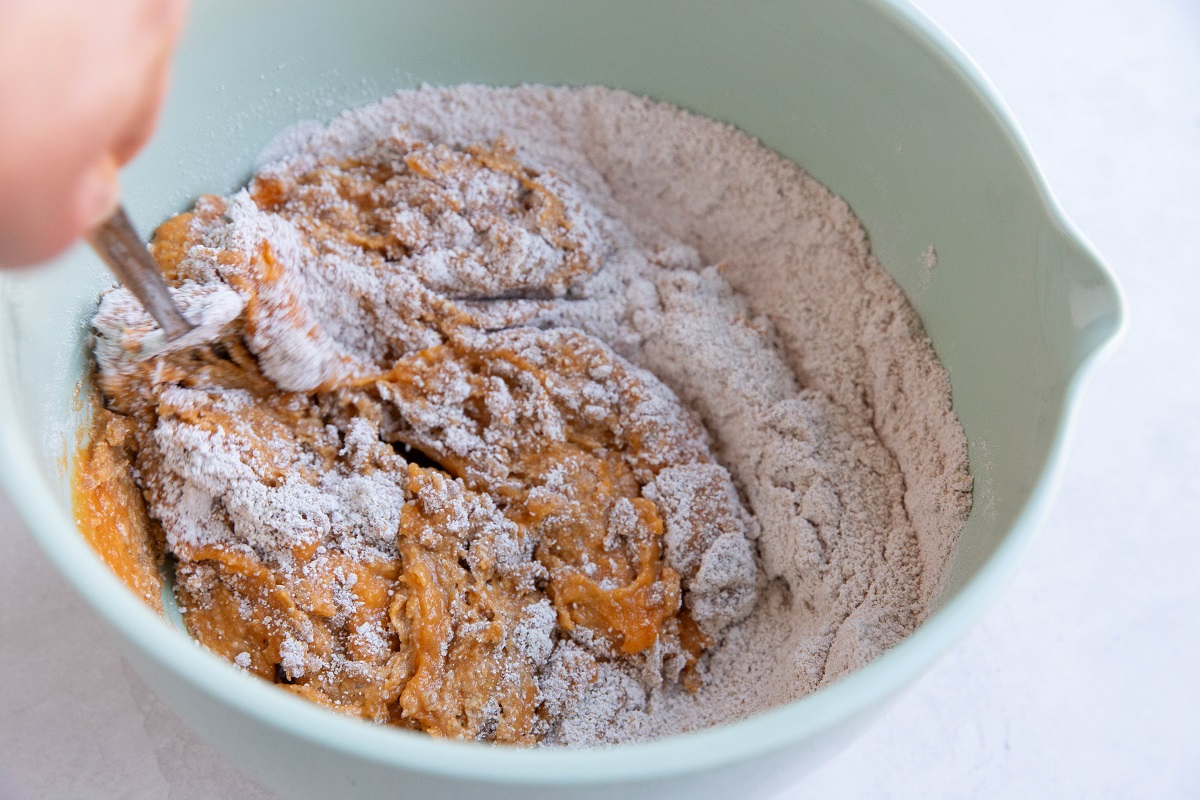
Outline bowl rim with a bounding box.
[0,0,1127,786]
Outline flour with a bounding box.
[91,84,971,745]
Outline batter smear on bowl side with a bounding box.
[75,86,972,745]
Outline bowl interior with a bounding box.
[0,0,1124,788]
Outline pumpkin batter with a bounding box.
[79,130,758,743]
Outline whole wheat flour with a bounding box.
[88,85,971,745]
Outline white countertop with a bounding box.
[2,1,1196,797]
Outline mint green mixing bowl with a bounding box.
[0,0,1125,797]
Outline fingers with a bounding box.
[110,55,173,167]
[0,0,188,267]
[111,0,187,166]
[0,153,116,267]
[77,154,121,233]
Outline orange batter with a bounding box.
[76,132,752,743]
[73,405,162,612]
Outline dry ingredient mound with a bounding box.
[86,85,970,746]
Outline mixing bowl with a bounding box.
[0,0,1125,797]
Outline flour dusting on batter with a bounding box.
[81,85,971,745]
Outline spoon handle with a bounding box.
[88,206,193,341]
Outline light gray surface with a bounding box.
[1,0,1196,797]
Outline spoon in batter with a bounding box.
[88,205,240,359]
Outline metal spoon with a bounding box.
[87,205,193,341]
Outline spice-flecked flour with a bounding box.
[94,85,972,745]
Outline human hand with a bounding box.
[0,0,187,267]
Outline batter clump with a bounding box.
[82,126,757,744]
